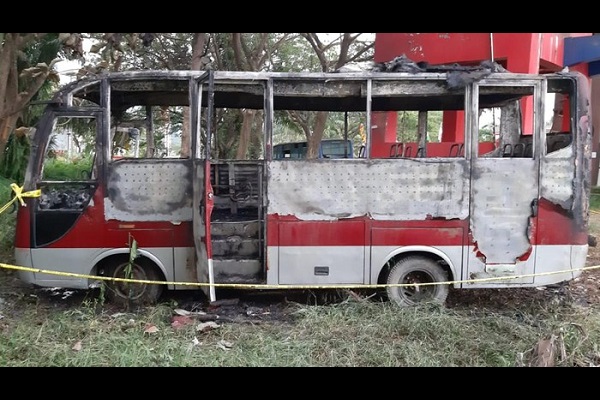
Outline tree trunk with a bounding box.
[0,34,18,159]
[250,112,264,159]
[182,33,207,158]
[306,111,328,159]
[0,114,18,157]
[145,105,155,157]
[181,109,191,158]
[236,110,256,159]
[0,33,52,164]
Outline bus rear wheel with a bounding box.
[386,256,449,307]
[104,258,164,306]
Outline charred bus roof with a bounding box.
[50,65,579,114]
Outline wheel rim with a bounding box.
[396,269,439,305]
[110,263,150,301]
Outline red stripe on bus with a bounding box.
[268,216,467,246]
[17,188,195,249]
[272,219,367,246]
[535,198,588,245]
[267,211,585,247]
[17,191,587,250]
[43,221,195,248]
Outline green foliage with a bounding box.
[591,187,600,210]
[42,156,93,181]
[211,33,236,70]
[0,133,29,183]
[1,33,63,183]
[17,33,62,102]
[212,109,243,159]
[396,111,443,143]
[271,34,320,72]
[18,33,62,69]
[56,117,97,155]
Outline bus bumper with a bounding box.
[14,247,35,284]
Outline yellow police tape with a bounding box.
[1,181,597,289]
[1,262,599,290]
[0,183,41,215]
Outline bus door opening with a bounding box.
[30,113,100,283]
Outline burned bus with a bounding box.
[13,65,592,306]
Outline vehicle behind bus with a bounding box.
[273,139,354,159]
[13,64,592,307]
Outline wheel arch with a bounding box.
[90,248,168,286]
[376,246,457,287]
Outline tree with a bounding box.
[293,33,374,158]
[0,33,83,162]
[206,33,375,159]
[84,33,200,157]
[206,33,298,159]
[181,33,208,158]
[1,33,375,174]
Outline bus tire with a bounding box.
[104,258,164,306]
[386,256,449,307]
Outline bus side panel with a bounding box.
[266,159,469,221]
[35,185,193,249]
[533,148,589,284]
[104,159,193,222]
[266,218,468,285]
[14,198,32,243]
[25,181,192,289]
[27,247,174,289]
[276,219,366,285]
[539,149,588,246]
[467,160,538,285]
[266,158,469,285]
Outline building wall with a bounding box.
[372,33,598,184]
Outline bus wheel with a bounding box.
[104,258,164,306]
[386,256,449,307]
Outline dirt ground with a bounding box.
[572,211,600,304]
[1,213,600,323]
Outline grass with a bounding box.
[42,156,93,180]
[591,187,600,210]
[1,174,600,366]
[0,296,599,367]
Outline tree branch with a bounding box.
[252,33,269,70]
[11,65,52,115]
[231,33,246,71]
[301,33,330,72]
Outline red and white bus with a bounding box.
[14,65,592,306]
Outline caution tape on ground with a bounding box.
[0,183,41,215]
[1,262,599,290]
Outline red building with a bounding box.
[372,33,600,183]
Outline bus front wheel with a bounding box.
[386,256,449,307]
[103,258,164,306]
